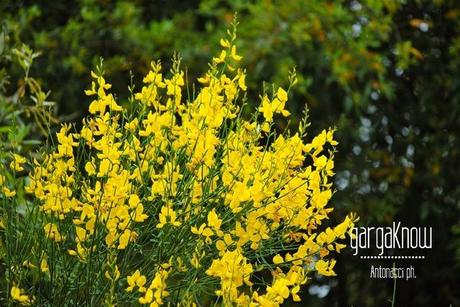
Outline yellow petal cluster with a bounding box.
[12,25,357,305]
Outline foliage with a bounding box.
[1,0,401,115]
[0,26,57,164]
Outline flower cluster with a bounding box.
[1,23,356,305]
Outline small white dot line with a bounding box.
[360,255,425,259]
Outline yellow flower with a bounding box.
[191,223,214,244]
[216,233,233,255]
[85,160,96,175]
[43,223,63,242]
[207,209,222,231]
[156,205,181,228]
[315,259,337,276]
[2,187,16,197]
[273,254,284,265]
[40,257,49,273]
[118,229,132,250]
[230,45,242,61]
[138,268,170,305]
[10,154,26,172]
[272,87,290,117]
[220,38,230,48]
[125,118,139,132]
[206,250,253,302]
[22,260,37,269]
[105,264,121,281]
[11,286,32,304]
[261,122,270,133]
[133,203,148,222]
[67,242,87,261]
[126,269,147,292]
[213,50,227,64]
[268,278,291,302]
[75,226,87,242]
[128,194,141,208]
[237,69,247,91]
[258,95,273,122]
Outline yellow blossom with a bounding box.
[11,286,32,304]
[40,257,49,273]
[43,223,63,242]
[156,205,181,228]
[315,259,337,276]
[126,270,147,292]
[2,187,16,197]
[10,154,26,172]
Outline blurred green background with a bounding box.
[1,0,460,305]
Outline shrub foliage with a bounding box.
[0,25,355,305]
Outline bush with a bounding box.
[0,25,355,305]
[0,27,57,159]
